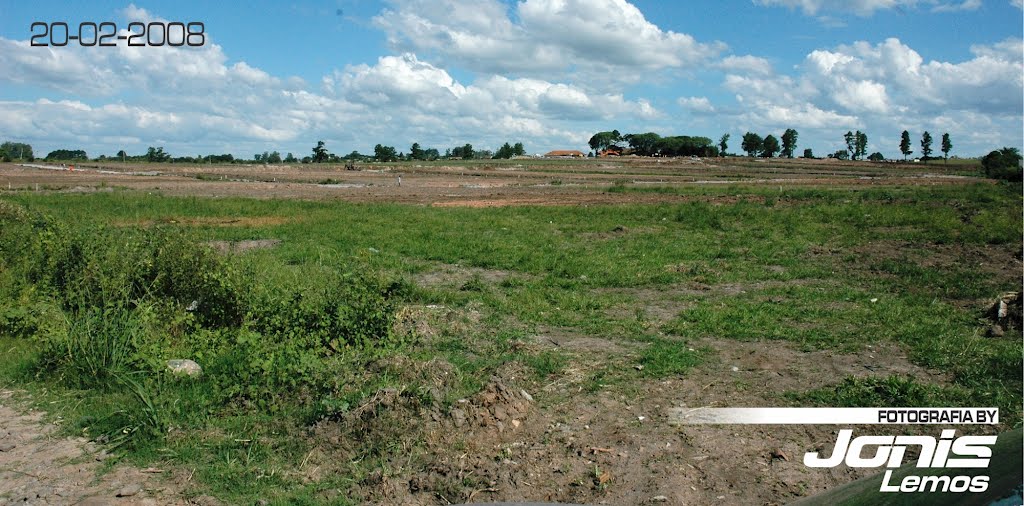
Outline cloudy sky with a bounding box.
[0,0,1021,159]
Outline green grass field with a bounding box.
[0,180,1020,504]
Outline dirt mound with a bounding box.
[448,380,533,433]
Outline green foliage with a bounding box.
[844,131,867,160]
[718,133,729,156]
[761,135,780,158]
[146,146,170,163]
[900,130,913,160]
[856,131,867,160]
[920,131,934,160]
[941,133,952,161]
[588,130,622,153]
[781,128,798,158]
[741,132,763,157]
[493,141,525,159]
[374,144,398,162]
[831,149,850,160]
[450,143,474,159]
[0,141,34,161]
[868,152,885,161]
[42,306,146,389]
[624,132,661,156]
[654,135,717,157]
[981,147,1022,181]
[312,140,328,163]
[45,149,88,161]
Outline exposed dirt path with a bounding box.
[0,390,187,506]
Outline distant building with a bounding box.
[543,150,586,158]
[598,147,631,157]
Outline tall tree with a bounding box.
[920,131,933,162]
[588,130,622,154]
[941,133,952,163]
[718,133,730,157]
[761,135,780,158]
[781,129,798,158]
[900,130,912,160]
[374,144,398,162]
[741,132,763,157]
[844,131,856,160]
[410,142,425,160]
[513,142,525,156]
[855,131,868,160]
[312,140,328,163]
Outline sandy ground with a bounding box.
[0,158,988,207]
[0,390,191,506]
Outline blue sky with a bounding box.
[0,0,1021,159]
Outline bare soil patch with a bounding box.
[0,390,187,506]
[0,158,990,207]
[311,336,954,505]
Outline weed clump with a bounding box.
[0,201,402,445]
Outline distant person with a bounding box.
[397,175,402,187]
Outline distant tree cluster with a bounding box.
[843,131,868,160]
[45,149,89,161]
[493,142,526,159]
[254,151,282,164]
[739,129,799,158]
[589,130,718,157]
[0,142,34,162]
[739,130,789,158]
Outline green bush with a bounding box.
[42,306,146,389]
[1,199,404,434]
[982,147,1023,182]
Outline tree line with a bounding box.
[738,129,800,158]
[3,134,1019,181]
[314,140,527,163]
[588,130,719,157]
[899,130,953,163]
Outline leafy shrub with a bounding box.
[1,200,403,420]
[982,147,1023,182]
